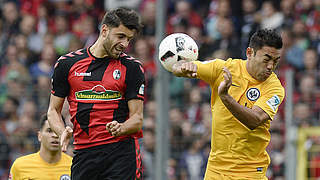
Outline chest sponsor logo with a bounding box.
[113,69,121,80]
[266,95,281,112]
[60,174,71,180]
[75,85,122,100]
[246,88,260,101]
[75,72,91,77]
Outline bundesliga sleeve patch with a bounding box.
[139,84,145,95]
[266,95,281,112]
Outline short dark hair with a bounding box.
[39,113,48,130]
[39,113,66,130]
[101,8,142,33]
[249,29,283,52]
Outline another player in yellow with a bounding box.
[9,114,72,180]
[172,29,284,179]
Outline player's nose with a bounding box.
[267,61,274,70]
[120,39,130,48]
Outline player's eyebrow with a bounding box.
[115,32,134,39]
[264,54,280,60]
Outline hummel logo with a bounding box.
[75,72,91,77]
[231,83,240,87]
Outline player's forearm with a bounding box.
[120,113,143,135]
[47,108,66,137]
[219,94,263,130]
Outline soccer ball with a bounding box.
[158,33,198,72]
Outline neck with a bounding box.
[39,147,61,164]
[90,37,109,58]
[246,60,256,79]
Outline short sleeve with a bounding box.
[51,60,70,97]
[125,62,145,101]
[193,59,225,85]
[254,83,285,120]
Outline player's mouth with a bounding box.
[115,46,124,52]
[51,140,60,146]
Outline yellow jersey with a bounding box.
[9,152,72,180]
[194,58,285,179]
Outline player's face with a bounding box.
[102,24,135,58]
[38,121,61,152]
[247,46,280,81]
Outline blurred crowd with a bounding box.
[0,0,320,180]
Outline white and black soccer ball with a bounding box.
[158,33,198,72]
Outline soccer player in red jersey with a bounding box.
[47,8,144,180]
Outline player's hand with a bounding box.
[218,67,232,96]
[106,121,122,137]
[60,126,73,152]
[172,60,197,78]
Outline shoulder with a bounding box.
[55,48,90,67]
[264,74,285,94]
[12,153,38,167]
[119,53,144,71]
[267,74,284,87]
[225,58,244,65]
[61,153,73,162]
[196,57,242,65]
[120,53,142,65]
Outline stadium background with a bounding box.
[0,0,319,179]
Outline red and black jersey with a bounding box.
[51,48,145,150]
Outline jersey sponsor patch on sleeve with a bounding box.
[138,84,144,95]
[266,95,281,112]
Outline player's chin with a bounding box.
[50,143,61,150]
[262,75,270,81]
[112,49,122,58]
[257,74,268,81]
[111,53,120,59]
[49,146,61,152]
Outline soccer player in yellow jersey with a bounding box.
[172,29,284,179]
[9,114,72,180]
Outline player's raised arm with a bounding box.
[172,60,198,78]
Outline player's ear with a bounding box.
[38,131,42,142]
[246,47,254,59]
[100,24,109,38]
